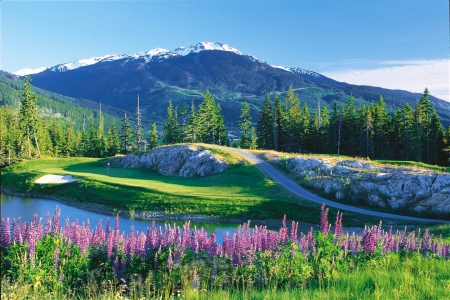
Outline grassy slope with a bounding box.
[1,154,335,224]
[2,146,445,227]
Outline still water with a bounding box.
[1,191,269,242]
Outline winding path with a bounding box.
[215,146,449,224]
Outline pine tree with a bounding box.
[49,120,65,157]
[256,94,274,150]
[197,90,220,144]
[281,87,302,152]
[149,123,159,150]
[250,127,258,150]
[342,94,358,156]
[135,94,145,152]
[184,101,198,143]
[215,104,228,146]
[19,77,41,159]
[120,113,134,154]
[273,94,283,151]
[239,102,252,149]
[163,100,181,145]
[418,88,435,164]
[107,119,121,156]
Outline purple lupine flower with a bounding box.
[334,212,343,239]
[45,212,51,236]
[167,248,173,271]
[290,221,298,243]
[37,217,43,240]
[10,219,16,244]
[52,206,61,234]
[291,244,296,258]
[54,247,60,270]
[320,203,329,235]
[1,218,11,246]
[362,226,377,254]
[107,234,113,258]
[28,216,38,268]
[105,217,111,237]
[63,218,70,239]
[343,232,349,252]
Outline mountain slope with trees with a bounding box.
[21,46,450,127]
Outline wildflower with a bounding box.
[320,203,329,235]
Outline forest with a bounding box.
[1,77,449,167]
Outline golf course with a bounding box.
[2,144,446,227]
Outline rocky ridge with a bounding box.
[266,153,450,215]
[113,145,228,177]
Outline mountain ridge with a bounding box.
[11,42,450,127]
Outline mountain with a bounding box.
[0,71,132,131]
[15,42,450,127]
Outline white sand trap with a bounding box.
[35,174,81,184]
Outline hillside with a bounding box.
[0,71,149,131]
[17,42,450,127]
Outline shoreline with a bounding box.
[1,187,330,232]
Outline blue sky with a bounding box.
[1,0,449,100]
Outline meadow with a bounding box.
[1,205,449,299]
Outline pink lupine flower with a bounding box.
[320,204,329,235]
[54,247,60,270]
[167,248,173,271]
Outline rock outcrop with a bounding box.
[113,145,228,177]
[267,153,450,215]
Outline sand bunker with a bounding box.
[35,174,81,184]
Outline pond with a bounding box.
[1,191,280,242]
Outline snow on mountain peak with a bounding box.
[12,42,317,78]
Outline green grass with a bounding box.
[3,146,442,227]
[375,160,450,172]
[3,252,449,299]
[2,154,342,224]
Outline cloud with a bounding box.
[322,59,449,101]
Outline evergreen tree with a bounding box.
[196,90,228,145]
[107,119,121,156]
[239,102,252,149]
[19,77,41,159]
[64,122,76,157]
[250,127,258,150]
[273,94,283,151]
[163,100,181,145]
[372,96,389,158]
[184,101,198,143]
[281,87,302,153]
[149,123,159,150]
[215,104,228,146]
[120,113,134,154]
[342,94,358,156]
[418,88,435,164]
[135,95,145,152]
[256,94,274,150]
[49,120,65,157]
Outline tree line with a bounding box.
[252,87,450,166]
[1,78,449,167]
[0,77,160,166]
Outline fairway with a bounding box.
[37,157,279,200]
[2,149,392,226]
